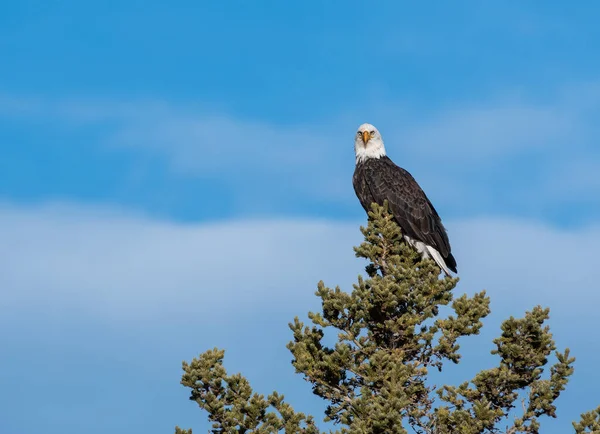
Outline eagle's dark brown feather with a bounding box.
[353,156,457,273]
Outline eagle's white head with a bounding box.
[354,123,386,164]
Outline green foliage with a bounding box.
[175,202,596,433]
[573,406,600,433]
[435,307,575,434]
[178,348,320,433]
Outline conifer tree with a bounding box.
[175,202,599,433]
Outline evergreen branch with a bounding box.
[179,348,324,433]
[573,405,600,433]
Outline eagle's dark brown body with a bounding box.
[353,155,457,274]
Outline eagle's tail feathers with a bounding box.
[425,245,453,277]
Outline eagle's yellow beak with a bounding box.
[362,130,370,145]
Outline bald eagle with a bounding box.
[352,123,457,276]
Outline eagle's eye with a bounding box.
[357,131,362,136]
[370,130,375,135]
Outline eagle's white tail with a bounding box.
[425,245,452,277]
[403,235,452,276]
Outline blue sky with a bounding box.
[1,1,600,433]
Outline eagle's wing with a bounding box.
[363,157,452,258]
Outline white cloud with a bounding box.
[399,104,576,161]
[544,158,600,201]
[0,94,345,173]
[0,202,363,321]
[452,216,600,312]
[0,94,356,205]
[375,82,600,165]
[108,114,335,175]
[1,201,599,323]
[1,85,600,215]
